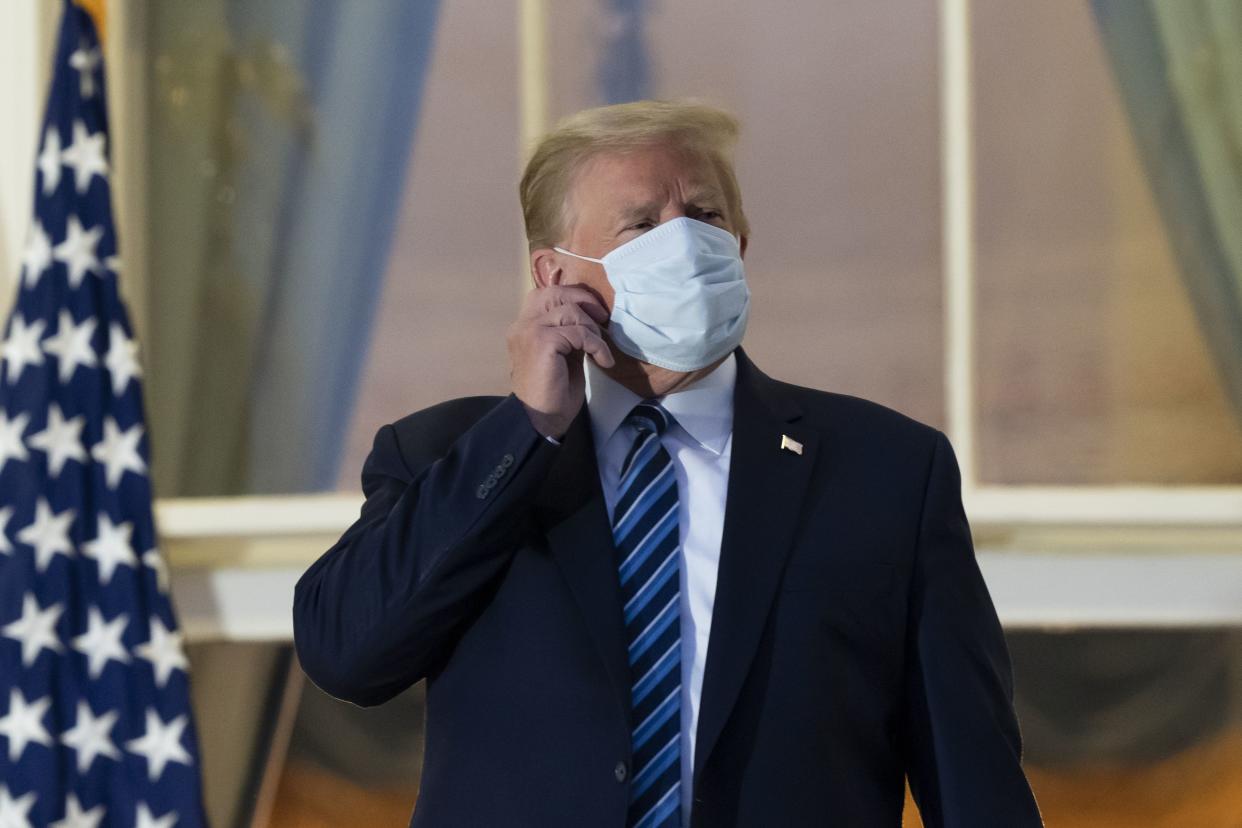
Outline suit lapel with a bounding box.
[535,406,631,726]
[693,349,820,781]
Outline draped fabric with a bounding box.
[144,0,441,496]
[1092,0,1242,425]
[142,4,442,824]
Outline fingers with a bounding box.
[545,324,615,368]
[535,295,615,367]
[522,284,609,323]
[539,302,598,330]
[576,298,610,325]
[581,328,615,367]
[512,285,615,371]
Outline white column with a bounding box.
[0,3,148,339]
[0,2,56,321]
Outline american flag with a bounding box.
[0,3,207,826]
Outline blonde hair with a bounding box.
[520,100,749,250]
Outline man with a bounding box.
[293,100,1042,827]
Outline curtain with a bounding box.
[1092,0,1242,425]
[145,0,442,496]
[143,5,442,824]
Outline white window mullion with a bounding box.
[516,0,548,294]
[940,0,978,489]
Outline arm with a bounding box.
[292,394,558,706]
[903,431,1043,826]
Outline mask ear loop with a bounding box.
[552,246,605,264]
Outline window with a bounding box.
[82,1,1242,825]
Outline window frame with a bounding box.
[75,0,1241,641]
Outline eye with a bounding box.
[695,209,723,222]
[627,220,656,231]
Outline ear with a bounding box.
[738,234,749,260]
[529,247,563,288]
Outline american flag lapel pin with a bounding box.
[780,434,803,455]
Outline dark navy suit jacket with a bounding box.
[293,349,1042,827]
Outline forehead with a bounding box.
[570,144,723,211]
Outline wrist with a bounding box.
[520,402,569,441]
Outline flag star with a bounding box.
[0,689,52,762]
[37,126,63,195]
[71,606,130,678]
[60,120,107,194]
[91,418,146,488]
[0,785,37,828]
[135,616,187,688]
[60,701,120,774]
[1,593,64,666]
[104,324,141,396]
[124,710,192,782]
[21,221,53,287]
[27,404,87,478]
[52,215,104,288]
[50,793,104,828]
[82,513,137,585]
[0,410,31,475]
[134,803,177,828]
[15,498,76,572]
[104,255,121,274]
[0,507,13,556]
[1,315,46,385]
[143,548,170,593]
[68,41,101,99]
[42,310,98,383]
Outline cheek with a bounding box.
[567,266,616,313]
[598,278,616,312]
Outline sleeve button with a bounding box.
[613,761,628,782]
[501,453,514,468]
[476,484,488,499]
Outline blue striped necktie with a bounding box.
[613,401,682,828]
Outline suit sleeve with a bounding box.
[292,394,559,707]
[902,431,1043,826]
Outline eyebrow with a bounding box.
[614,202,661,224]
[685,187,724,205]
[612,189,726,224]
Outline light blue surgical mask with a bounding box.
[554,217,750,372]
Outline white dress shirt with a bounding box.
[585,352,735,824]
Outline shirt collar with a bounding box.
[585,352,737,456]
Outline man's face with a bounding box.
[551,143,746,311]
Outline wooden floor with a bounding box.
[268,727,1242,827]
[904,728,1242,827]
[268,762,414,828]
